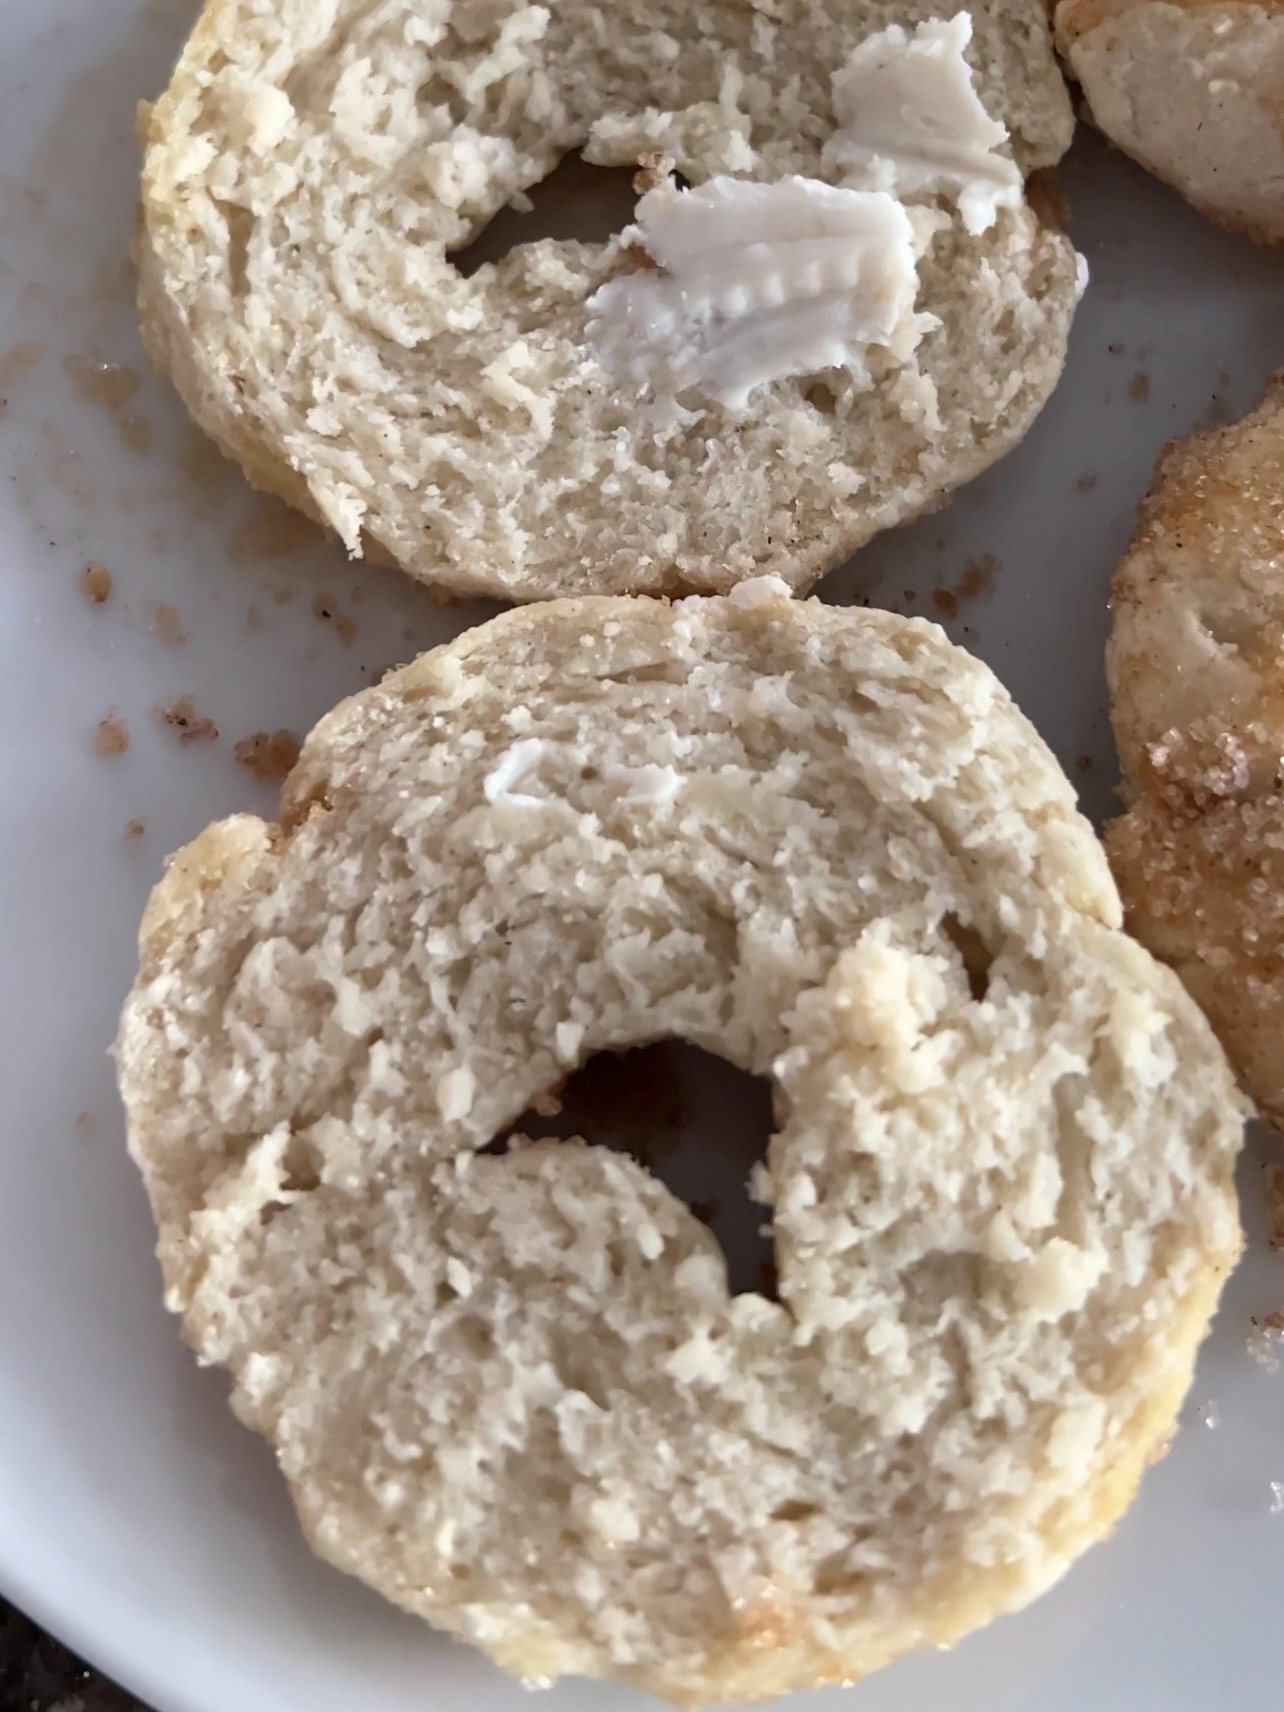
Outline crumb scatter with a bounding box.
[312,594,358,645]
[81,563,112,604]
[148,601,188,645]
[0,339,45,391]
[160,696,218,744]
[931,555,998,620]
[95,714,129,757]
[62,353,152,452]
[233,729,302,783]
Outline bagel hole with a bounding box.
[450,153,643,278]
[484,1041,778,1300]
[940,912,994,1002]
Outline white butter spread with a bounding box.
[483,737,552,808]
[604,761,683,804]
[587,176,929,412]
[828,13,1021,236]
[484,740,680,810]
[587,12,1028,410]
[727,574,795,609]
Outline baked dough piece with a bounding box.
[1056,0,1284,243]
[118,592,1243,1704]
[137,0,1078,600]
[1107,378,1284,1128]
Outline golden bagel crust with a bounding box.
[1107,377,1284,1128]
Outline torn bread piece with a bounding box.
[139,2,1077,599]
[119,594,1242,1703]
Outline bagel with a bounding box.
[137,1,1077,601]
[1055,0,1284,243]
[1107,377,1284,1130]
[116,591,1243,1704]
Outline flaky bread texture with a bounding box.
[118,596,1242,1704]
[1056,0,1284,243]
[1107,377,1284,1129]
[138,0,1077,601]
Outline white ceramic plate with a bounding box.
[1,4,1282,1710]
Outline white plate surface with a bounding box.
[1,5,1282,1711]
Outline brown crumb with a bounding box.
[1075,755,1093,773]
[931,554,997,620]
[244,604,264,633]
[75,1110,94,1132]
[148,601,188,646]
[312,594,358,645]
[233,728,302,783]
[1129,371,1151,403]
[1076,471,1098,494]
[81,563,113,604]
[271,588,295,605]
[125,818,146,843]
[160,696,218,744]
[957,555,996,601]
[530,1088,565,1119]
[95,714,129,756]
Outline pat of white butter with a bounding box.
[828,13,1021,236]
[587,176,930,412]
[726,574,794,609]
